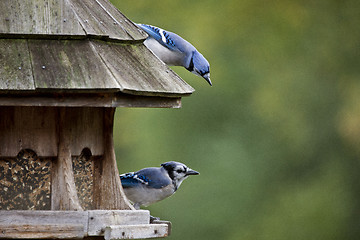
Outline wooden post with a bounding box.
[51,108,83,210]
[94,108,133,210]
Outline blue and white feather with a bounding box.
[120,161,199,209]
[137,24,212,86]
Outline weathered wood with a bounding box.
[0,0,195,99]
[63,108,104,156]
[0,106,106,157]
[0,37,193,98]
[0,94,182,108]
[91,0,147,40]
[93,108,133,210]
[51,108,83,211]
[0,224,85,239]
[0,106,58,157]
[0,211,89,233]
[0,39,34,90]
[87,210,150,236]
[0,210,169,239]
[67,0,146,41]
[28,39,121,90]
[151,220,172,236]
[0,0,84,36]
[104,224,169,240]
[91,40,195,97]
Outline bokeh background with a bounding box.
[111,0,360,239]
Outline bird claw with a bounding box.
[150,215,160,223]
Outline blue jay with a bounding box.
[120,161,199,210]
[137,23,212,86]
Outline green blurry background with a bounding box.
[111,0,360,239]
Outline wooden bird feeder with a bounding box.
[0,0,194,239]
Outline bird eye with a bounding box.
[176,169,182,173]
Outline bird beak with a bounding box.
[203,73,212,86]
[186,169,200,176]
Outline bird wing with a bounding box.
[120,168,171,189]
[120,172,147,188]
[137,24,179,52]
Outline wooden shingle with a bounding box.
[0,0,194,106]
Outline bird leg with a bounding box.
[150,215,160,223]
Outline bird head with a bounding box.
[161,161,199,190]
[187,51,212,86]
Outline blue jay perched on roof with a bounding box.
[137,24,212,86]
[120,161,199,210]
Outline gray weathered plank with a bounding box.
[88,210,150,236]
[28,39,121,90]
[0,94,182,108]
[0,0,84,36]
[63,107,104,156]
[67,0,146,41]
[0,224,85,239]
[88,0,147,40]
[0,211,89,234]
[0,107,58,157]
[93,108,134,210]
[0,106,105,157]
[91,40,195,97]
[104,224,169,240]
[0,39,35,90]
[51,108,83,211]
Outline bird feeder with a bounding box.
[0,0,194,239]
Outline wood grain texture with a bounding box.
[87,210,150,236]
[28,39,121,91]
[0,106,105,157]
[0,94,182,108]
[0,210,88,232]
[93,108,133,210]
[104,224,169,240]
[0,210,168,239]
[0,38,193,97]
[62,108,104,156]
[0,39,34,90]
[0,0,194,99]
[51,108,83,211]
[0,224,85,239]
[0,106,58,157]
[67,0,146,41]
[0,0,84,36]
[91,41,194,97]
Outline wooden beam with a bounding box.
[0,224,85,239]
[104,224,169,240]
[0,210,88,233]
[51,108,83,210]
[93,108,133,210]
[0,210,169,239]
[87,210,150,236]
[0,93,182,108]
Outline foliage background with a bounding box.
[111,0,360,239]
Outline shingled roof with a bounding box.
[0,0,194,105]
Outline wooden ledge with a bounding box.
[0,210,170,239]
[0,224,85,239]
[104,224,169,240]
[0,93,182,108]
